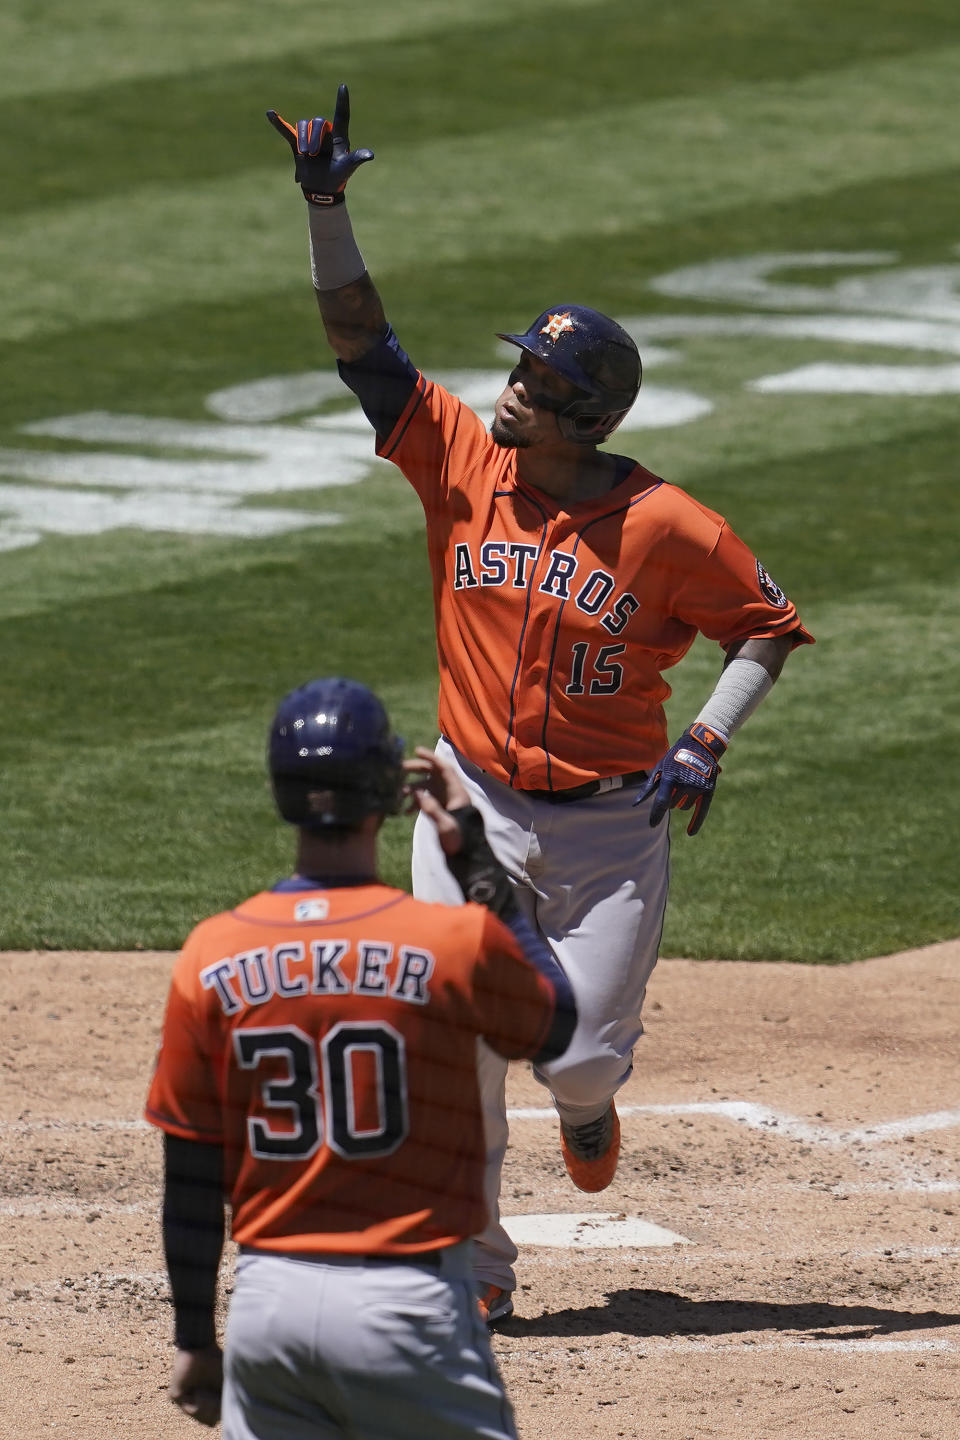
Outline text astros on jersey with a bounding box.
[379,375,813,793]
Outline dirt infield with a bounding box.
[2,941,958,1439]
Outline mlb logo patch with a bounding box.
[295,899,330,921]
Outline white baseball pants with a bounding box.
[412,738,670,1292]
[221,1242,516,1439]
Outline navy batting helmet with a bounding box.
[268,677,404,832]
[496,305,641,444]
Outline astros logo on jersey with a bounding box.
[539,312,575,343]
[755,561,788,608]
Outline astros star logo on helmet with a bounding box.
[540,312,575,343]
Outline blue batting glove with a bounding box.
[633,722,728,837]
[266,84,374,206]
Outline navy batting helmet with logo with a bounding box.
[496,305,641,444]
[268,677,404,832]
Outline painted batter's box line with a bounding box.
[5,1103,959,1147]
[835,1177,960,1196]
[4,1104,957,1199]
[0,1201,692,1250]
[507,1100,960,1194]
[668,1243,960,1267]
[622,1336,957,1356]
[507,1101,960,1148]
[514,1336,959,1365]
[5,1109,956,1199]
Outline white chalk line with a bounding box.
[640,1337,955,1355]
[508,1101,960,1147]
[728,1337,955,1353]
[523,1240,960,1274]
[3,1189,959,1275]
[510,1101,960,1195]
[546,1337,957,1357]
[835,1178,959,1195]
[5,1102,959,1146]
[664,1242,960,1263]
[4,1103,958,1199]
[12,1269,955,1356]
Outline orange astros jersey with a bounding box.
[145,881,557,1254]
[379,379,814,791]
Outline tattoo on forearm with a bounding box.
[315,275,387,361]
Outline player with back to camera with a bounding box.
[145,676,576,1437]
[266,86,814,1325]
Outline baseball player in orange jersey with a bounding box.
[267,86,814,1322]
[145,676,576,1436]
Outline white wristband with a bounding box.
[307,202,367,291]
[694,658,773,741]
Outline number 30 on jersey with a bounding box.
[234,1022,408,1161]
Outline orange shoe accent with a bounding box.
[476,1283,514,1325]
[560,1104,621,1192]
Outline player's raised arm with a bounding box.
[405,748,577,1064]
[267,84,386,361]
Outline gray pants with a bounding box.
[222,1243,517,1440]
[413,737,670,1291]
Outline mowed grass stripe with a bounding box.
[0,693,434,949]
[2,158,957,424]
[2,45,958,344]
[0,400,953,618]
[2,581,954,954]
[659,585,959,961]
[0,538,436,754]
[0,0,603,100]
[7,0,959,218]
[0,391,953,629]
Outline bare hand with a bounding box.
[402,747,471,855]
[169,1345,223,1427]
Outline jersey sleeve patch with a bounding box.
[756,560,789,608]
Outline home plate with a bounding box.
[503,1212,690,1249]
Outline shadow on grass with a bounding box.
[500,1289,960,1340]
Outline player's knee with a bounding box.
[537,1047,632,1109]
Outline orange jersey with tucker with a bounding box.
[146,882,557,1254]
[379,378,814,791]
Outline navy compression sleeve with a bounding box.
[446,805,577,1064]
[337,325,419,440]
[502,901,577,1065]
[162,1133,225,1350]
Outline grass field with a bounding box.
[1,0,958,958]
